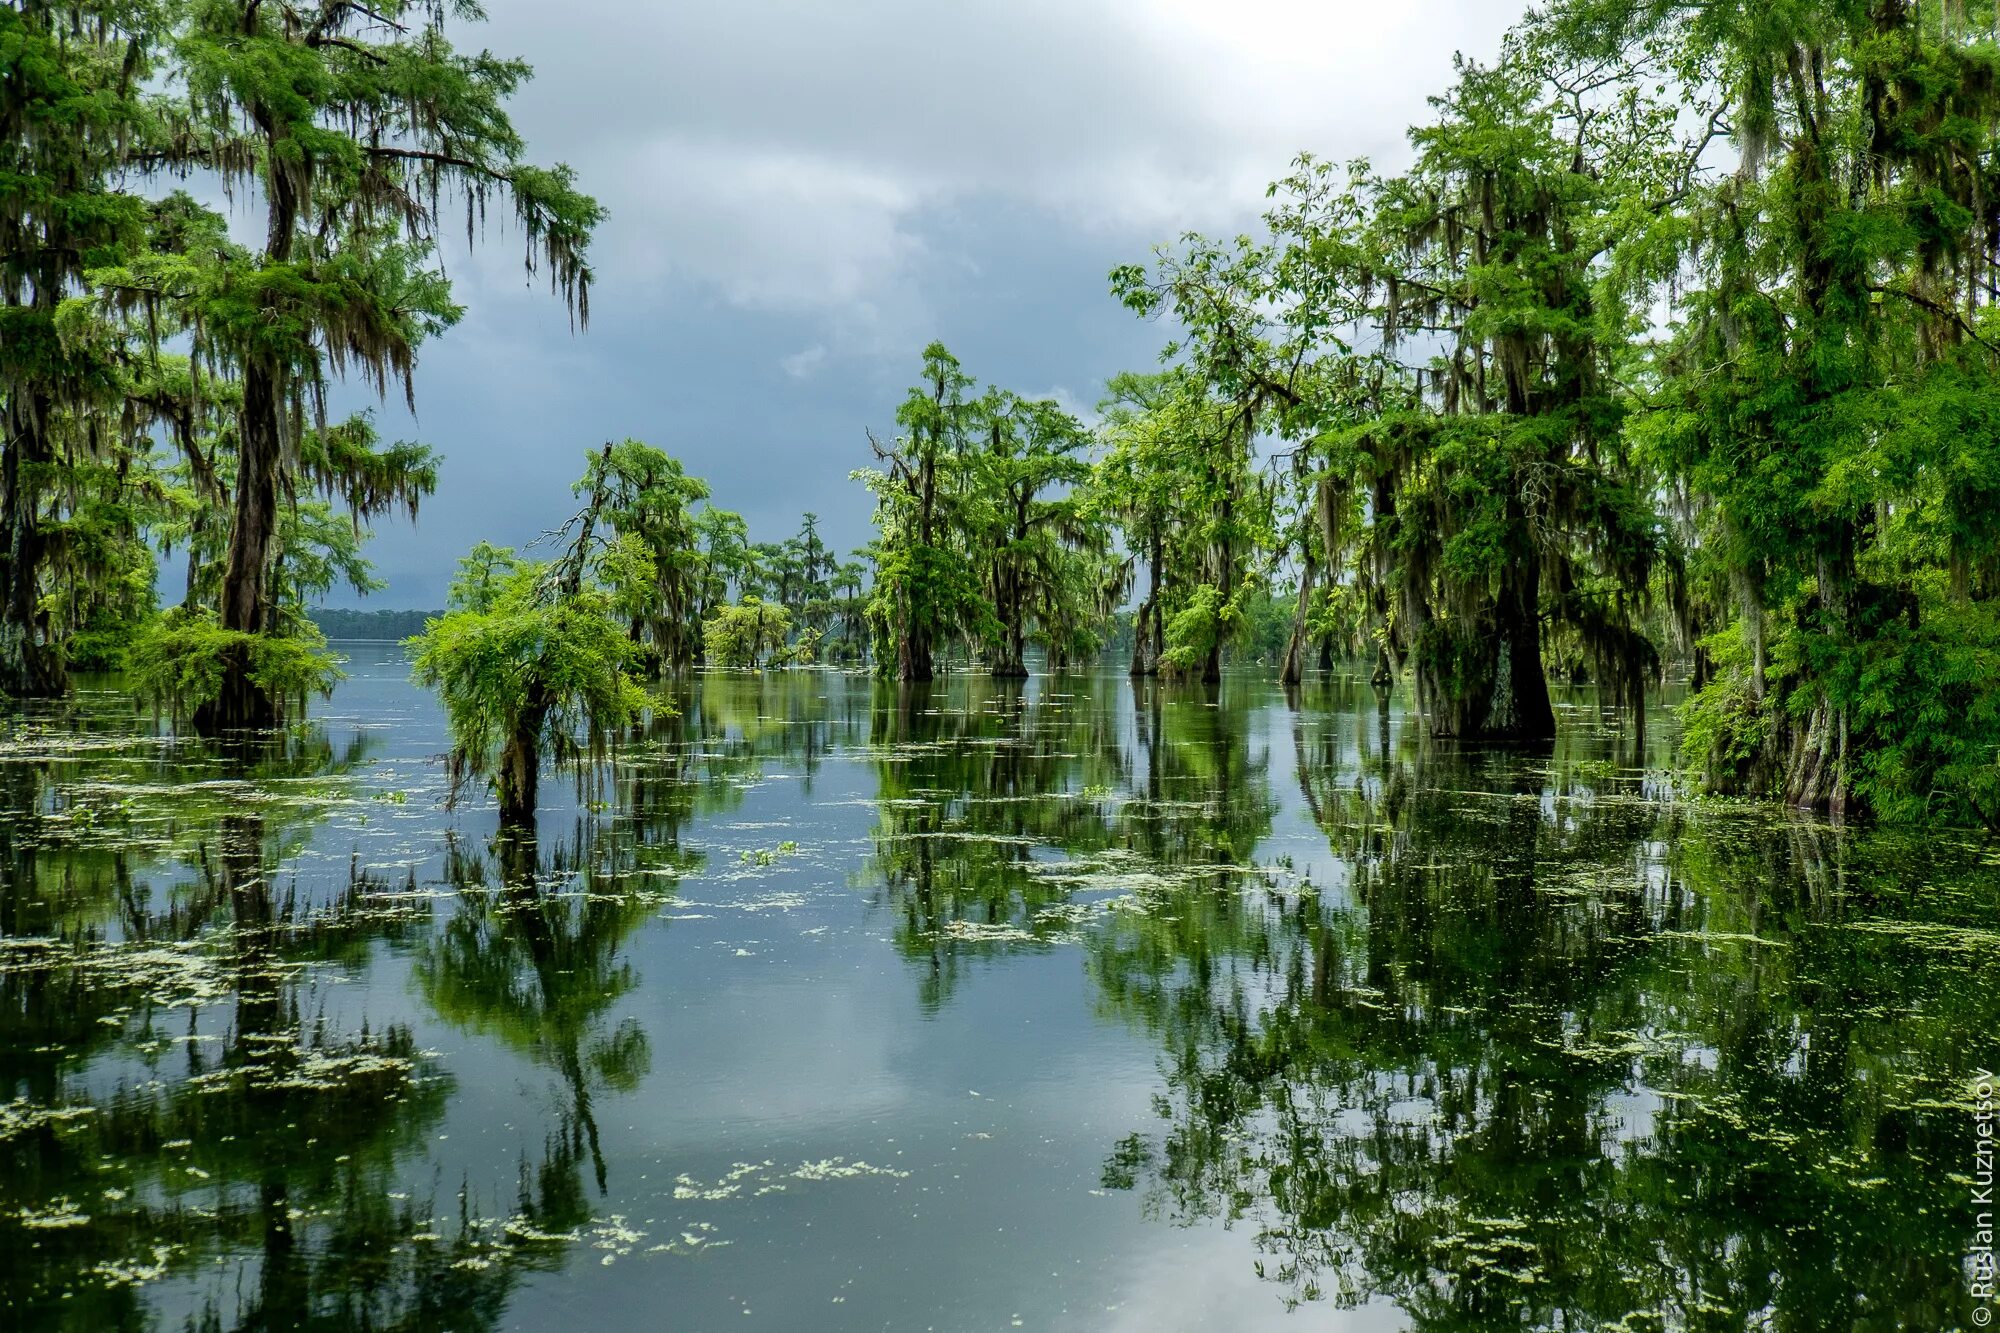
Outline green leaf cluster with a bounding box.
[128,606,341,723]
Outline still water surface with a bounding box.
[2,646,1997,1330]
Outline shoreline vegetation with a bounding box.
[5,2,2000,830]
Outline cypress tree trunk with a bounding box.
[899,623,933,682]
[204,71,303,733]
[1204,443,1237,685]
[899,447,937,683]
[1128,599,1154,677]
[1130,530,1162,677]
[996,500,1032,678]
[993,613,1028,678]
[1416,562,1555,742]
[1484,561,1556,741]
[1279,561,1316,688]
[1371,644,1395,687]
[992,642,1027,677]
[0,387,64,697]
[497,712,544,830]
[988,556,1026,677]
[0,7,88,702]
[201,362,284,732]
[1781,539,1860,817]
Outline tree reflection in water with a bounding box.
[420,830,660,1198]
[0,707,667,1331]
[1090,677,1998,1328]
[4,672,1996,1329]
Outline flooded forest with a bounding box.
[6,1,2000,1330]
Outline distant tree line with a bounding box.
[310,609,439,642]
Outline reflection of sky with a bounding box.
[283,648,1392,1328]
[23,649,1987,1329]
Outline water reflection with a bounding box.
[2,668,1995,1330]
[1092,679,1998,1328]
[864,677,1125,1008]
[0,721,483,1329]
[421,830,664,1196]
[0,709,636,1329]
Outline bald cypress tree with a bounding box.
[864,342,984,681]
[0,1,158,696]
[1546,0,2000,821]
[105,0,599,730]
[1114,37,1691,727]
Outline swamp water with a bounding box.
[2,644,1997,1331]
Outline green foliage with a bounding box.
[128,609,342,724]
[1549,0,2000,819]
[692,505,751,628]
[1684,592,2000,828]
[701,597,793,670]
[578,440,710,671]
[776,624,822,667]
[445,541,520,616]
[863,537,996,676]
[1231,586,1300,666]
[858,343,1113,679]
[23,0,604,726]
[1093,366,1269,683]
[1677,631,1775,797]
[409,547,652,819]
[1116,41,1680,717]
[1833,600,2000,826]
[0,2,162,696]
[1159,585,1232,675]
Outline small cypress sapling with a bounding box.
[410,456,661,827]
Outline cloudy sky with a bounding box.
[325,0,1521,606]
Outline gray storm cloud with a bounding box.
[328,0,1516,607]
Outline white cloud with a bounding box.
[466,0,1523,339]
[1021,385,1103,428]
[781,343,829,378]
[617,140,926,307]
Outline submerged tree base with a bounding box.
[0,632,66,701]
[191,655,283,734]
[1414,625,1559,744]
[126,613,340,736]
